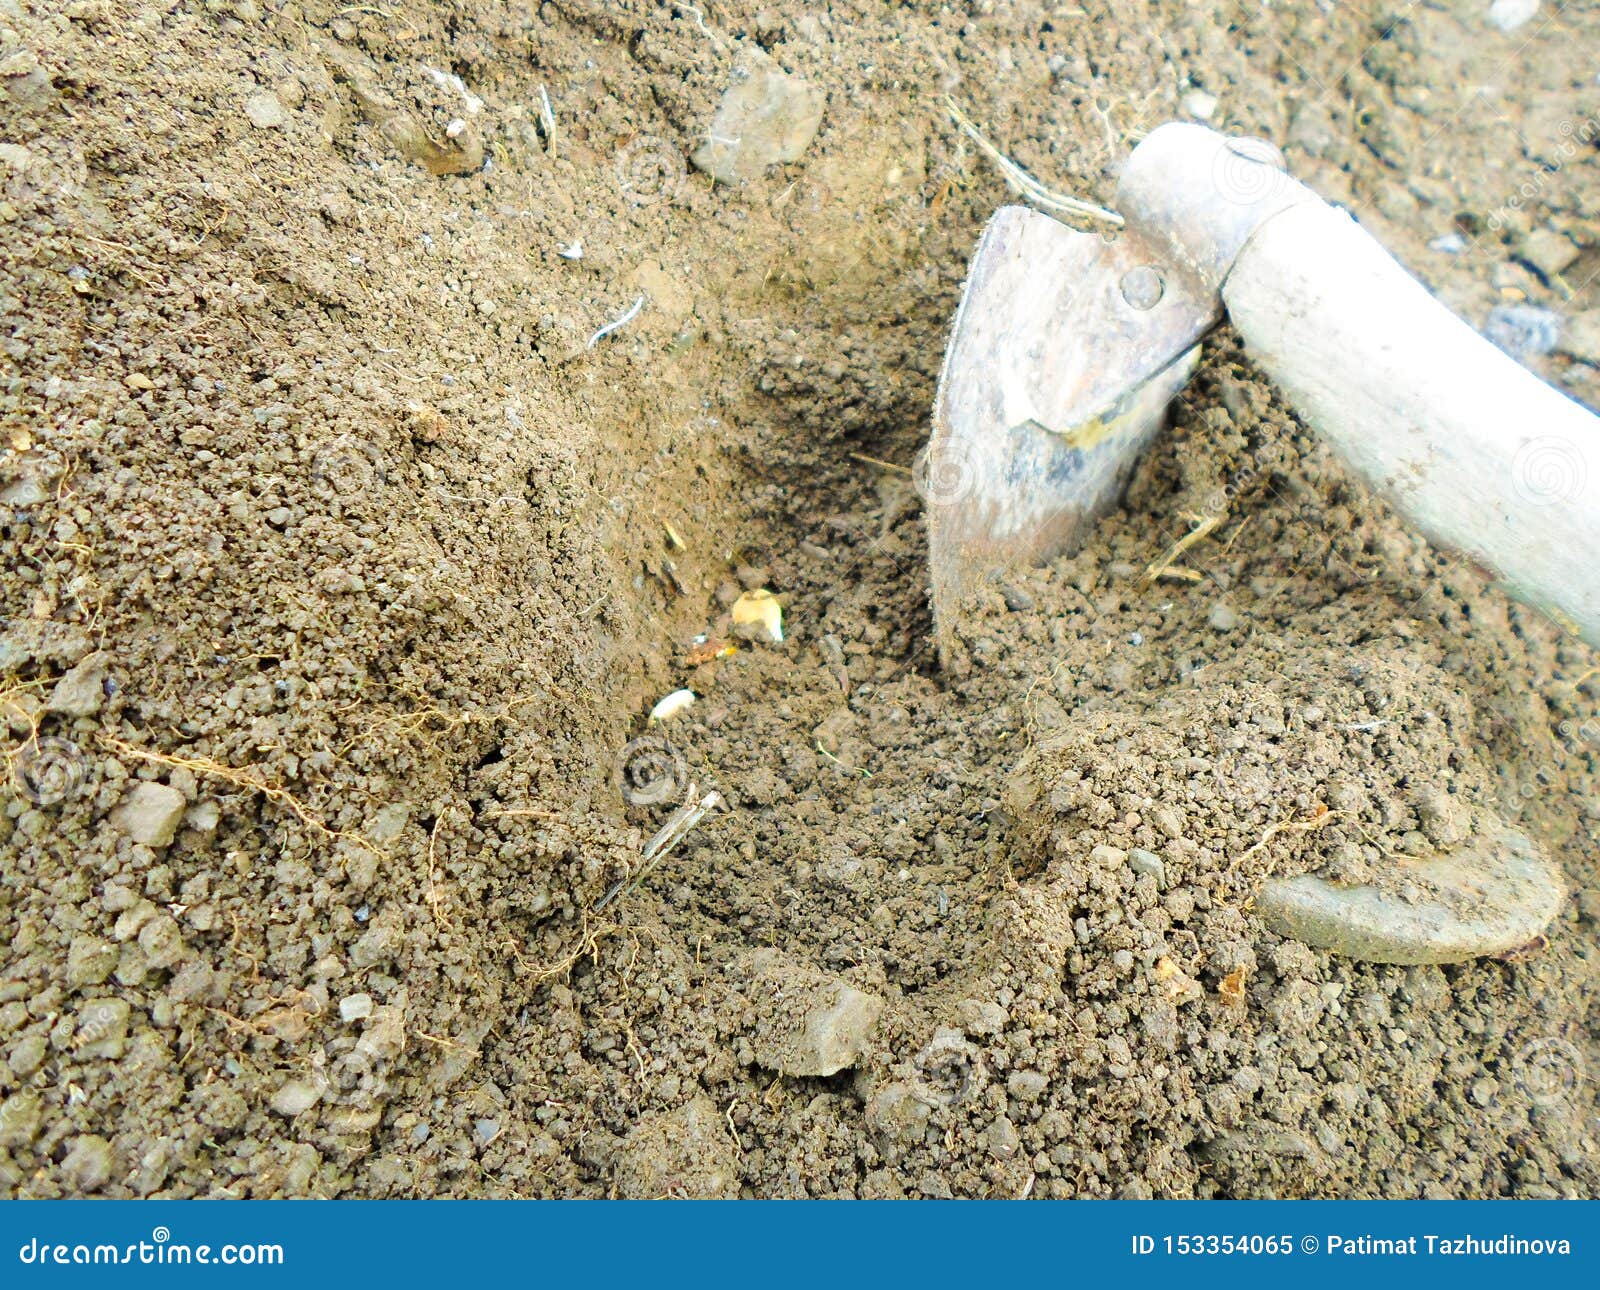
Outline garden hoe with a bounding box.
[929,122,1598,963]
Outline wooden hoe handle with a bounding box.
[1120,124,1600,647]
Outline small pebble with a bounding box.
[339,992,374,1023]
[243,92,288,129]
[1129,848,1167,888]
[1180,89,1218,121]
[1557,311,1600,366]
[1488,0,1540,33]
[110,782,187,849]
[1429,232,1467,255]
[691,50,823,183]
[1484,303,1561,358]
[271,1079,321,1117]
[1521,228,1579,278]
[1208,602,1239,631]
[1006,1070,1049,1102]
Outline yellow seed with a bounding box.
[731,588,783,643]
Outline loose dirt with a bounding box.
[2,0,1597,1198]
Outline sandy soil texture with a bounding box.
[2,0,1597,1197]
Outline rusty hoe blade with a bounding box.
[926,206,1217,637]
[929,122,1568,964]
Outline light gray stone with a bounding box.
[244,92,288,128]
[737,948,882,1077]
[271,1078,322,1117]
[1208,602,1240,631]
[1557,310,1600,366]
[46,652,107,717]
[692,50,822,184]
[1129,848,1168,888]
[110,782,186,848]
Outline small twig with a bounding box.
[1232,808,1347,872]
[849,452,912,474]
[425,809,448,926]
[1216,515,1252,558]
[587,294,646,349]
[944,97,1123,229]
[595,786,724,911]
[1143,511,1221,584]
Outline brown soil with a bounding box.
[2,0,1597,1198]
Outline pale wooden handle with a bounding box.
[1225,200,1600,646]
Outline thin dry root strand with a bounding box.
[1232,806,1349,874]
[1143,511,1222,584]
[425,807,450,927]
[100,734,341,838]
[523,911,619,985]
[944,97,1124,230]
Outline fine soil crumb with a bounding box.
[2,0,1597,1198]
